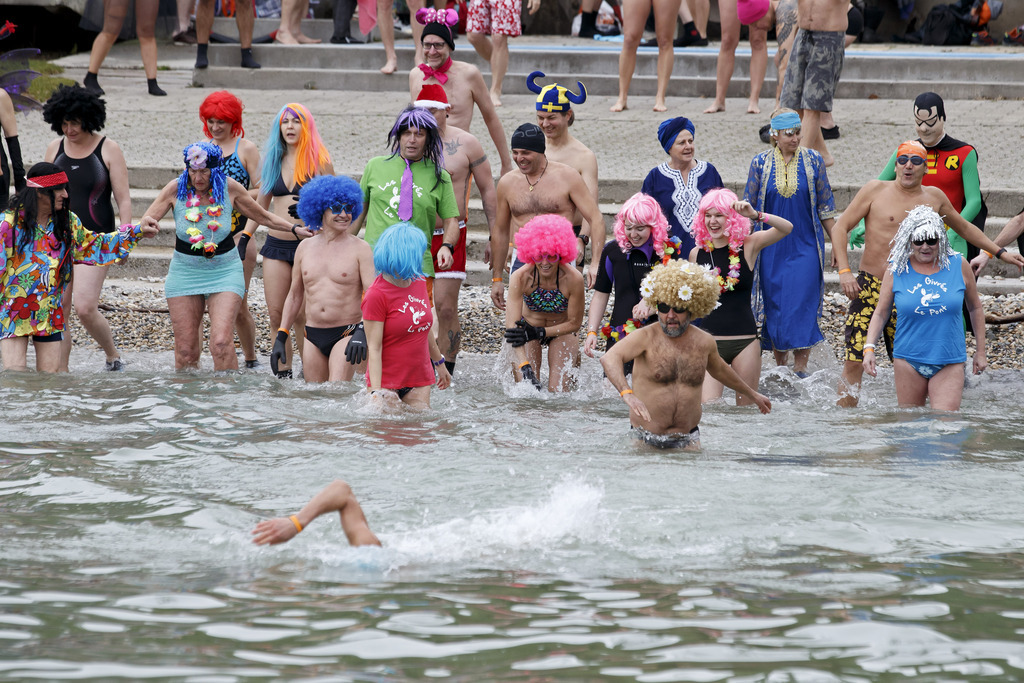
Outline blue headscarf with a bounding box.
[657,117,695,154]
[770,111,801,131]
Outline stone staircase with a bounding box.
[194,18,1024,99]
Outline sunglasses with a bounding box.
[774,127,801,137]
[535,253,559,263]
[329,202,354,214]
[657,302,688,314]
[912,237,939,246]
[897,155,926,166]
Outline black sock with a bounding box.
[195,43,209,69]
[240,47,261,69]
[83,71,103,95]
[682,20,698,38]
[147,78,167,96]
[444,359,456,375]
[579,10,598,37]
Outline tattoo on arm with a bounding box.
[444,138,462,157]
[469,155,488,169]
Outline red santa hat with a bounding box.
[413,84,450,110]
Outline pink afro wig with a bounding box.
[613,192,669,256]
[515,214,578,264]
[691,188,751,252]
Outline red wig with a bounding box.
[200,91,245,138]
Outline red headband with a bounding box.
[27,172,69,188]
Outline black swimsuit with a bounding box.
[260,172,304,264]
[54,137,115,233]
[304,323,359,358]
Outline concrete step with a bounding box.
[197,43,1024,99]
[210,16,385,43]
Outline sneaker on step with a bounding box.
[971,30,996,45]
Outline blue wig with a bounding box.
[387,105,446,189]
[176,141,227,203]
[258,104,289,197]
[373,222,427,281]
[296,175,363,231]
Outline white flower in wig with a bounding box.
[640,281,655,298]
[677,285,693,301]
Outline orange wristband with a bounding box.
[620,388,633,396]
[838,268,851,275]
[289,515,303,532]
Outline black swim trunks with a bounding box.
[304,323,359,358]
[632,425,701,449]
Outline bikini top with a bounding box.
[522,267,568,313]
[271,171,302,197]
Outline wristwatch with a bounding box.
[442,242,455,252]
[577,234,590,246]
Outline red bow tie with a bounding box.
[418,57,452,84]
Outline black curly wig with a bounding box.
[42,84,107,134]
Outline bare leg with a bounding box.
[277,0,299,42]
[70,264,120,363]
[377,0,397,73]
[432,278,462,369]
[792,347,810,374]
[87,0,130,87]
[58,277,75,371]
[687,0,708,37]
[301,337,329,383]
[923,363,966,412]
[652,0,681,112]
[772,348,789,368]
[799,108,833,166]
[328,338,358,382]
[34,339,64,373]
[489,33,509,105]
[408,0,425,64]
[747,19,770,113]
[206,291,242,371]
[546,333,580,392]
[135,0,161,80]
[837,359,863,408]
[235,0,255,48]
[1,337,29,371]
[168,295,205,370]
[399,384,432,410]
[730,339,762,405]
[263,258,305,373]
[234,231,258,364]
[176,0,193,33]
[612,0,651,112]
[704,0,738,113]
[295,0,322,42]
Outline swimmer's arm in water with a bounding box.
[600,328,652,422]
[705,336,772,414]
[252,479,382,547]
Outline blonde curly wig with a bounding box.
[640,261,720,320]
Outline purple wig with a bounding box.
[692,188,750,252]
[388,105,446,189]
[514,214,578,265]
[613,192,669,256]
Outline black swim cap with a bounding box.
[511,123,545,154]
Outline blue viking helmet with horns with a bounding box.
[527,71,587,113]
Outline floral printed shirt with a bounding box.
[0,210,142,338]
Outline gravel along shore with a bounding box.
[72,282,1024,370]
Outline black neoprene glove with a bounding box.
[287,195,300,220]
[6,136,24,192]
[270,329,289,376]
[237,232,251,260]
[519,363,543,390]
[345,322,367,365]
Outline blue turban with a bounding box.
[657,117,695,153]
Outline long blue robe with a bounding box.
[641,160,724,256]
[744,147,838,352]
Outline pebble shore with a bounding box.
[74,280,1024,369]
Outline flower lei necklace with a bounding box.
[184,192,225,259]
[707,242,742,293]
[659,236,682,265]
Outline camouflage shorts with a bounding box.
[844,271,896,363]
[780,29,845,113]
